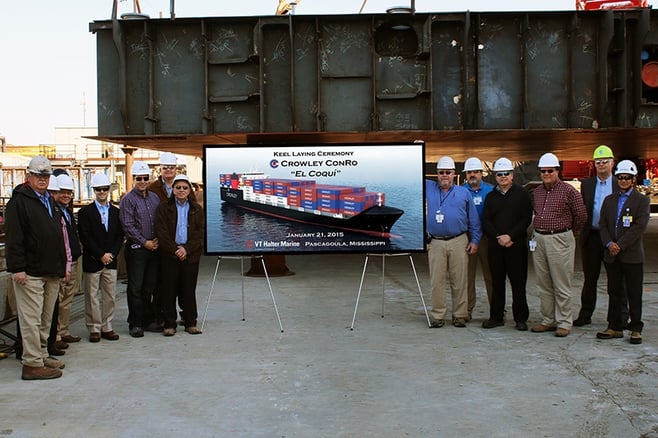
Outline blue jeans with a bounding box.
[125,246,159,329]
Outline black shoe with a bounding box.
[47,345,66,356]
[145,322,164,333]
[482,319,504,329]
[515,321,528,331]
[129,327,144,338]
[573,316,592,327]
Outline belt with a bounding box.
[431,232,465,241]
[535,228,570,235]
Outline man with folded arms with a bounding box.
[481,158,533,331]
[530,153,587,338]
[78,173,124,343]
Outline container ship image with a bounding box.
[219,172,404,236]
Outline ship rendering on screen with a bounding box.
[220,172,404,236]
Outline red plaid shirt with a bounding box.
[532,179,587,232]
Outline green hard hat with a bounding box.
[593,145,614,159]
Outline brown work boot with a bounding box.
[630,331,643,344]
[21,365,62,380]
[43,357,65,369]
[531,324,557,333]
[596,328,623,339]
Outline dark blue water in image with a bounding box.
[205,179,424,254]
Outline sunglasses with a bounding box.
[465,170,481,174]
[594,159,610,165]
[174,185,190,190]
[437,171,453,175]
[540,169,555,174]
[496,171,511,177]
[162,165,176,170]
[31,173,50,180]
[94,187,110,192]
[616,175,634,181]
[135,176,149,182]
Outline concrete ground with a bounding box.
[1,219,658,437]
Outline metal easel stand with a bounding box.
[350,253,431,330]
[201,256,284,333]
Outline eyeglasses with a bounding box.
[540,169,555,174]
[594,159,610,165]
[496,171,511,177]
[437,171,453,175]
[174,185,190,190]
[30,173,50,180]
[94,187,110,192]
[134,176,149,182]
[616,175,634,181]
[465,170,481,174]
[162,165,176,170]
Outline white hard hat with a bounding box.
[538,153,560,168]
[131,161,150,176]
[436,156,456,170]
[173,174,191,185]
[90,173,111,188]
[615,160,637,176]
[55,174,74,191]
[159,152,177,166]
[28,155,52,175]
[493,157,514,172]
[47,175,59,191]
[463,157,483,172]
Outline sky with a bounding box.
[0,0,575,146]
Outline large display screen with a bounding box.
[203,143,426,255]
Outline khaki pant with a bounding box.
[57,259,79,340]
[467,235,493,316]
[13,275,60,367]
[84,268,118,334]
[532,231,575,329]
[428,233,469,321]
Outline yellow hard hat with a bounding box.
[593,145,614,159]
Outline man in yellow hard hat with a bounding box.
[574,145,628,328]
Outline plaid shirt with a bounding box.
[119,188,160,246]
[532,179,587,232]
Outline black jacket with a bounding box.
[57,204,82,260]
[5,184,67,277]
[77,202,124,273]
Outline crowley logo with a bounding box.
[269,159,279,168]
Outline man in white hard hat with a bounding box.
[461,157,494,321]
[530,153,587,338]
[5,155,67,379]
[148,152,178,203]
[426,156,481,328]
[481,158,533,331]
[52,174,83,351]
[574,145,627,327]
[78,173,124,343]
[119,161,162,338]
[597,160,649,345]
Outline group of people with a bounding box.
[425,146,649,346]
[5,152,204,380]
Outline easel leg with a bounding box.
[350,255,370,330]
[350,253,430,329]
[260,256,284,333]
[201,256,222,331]
[408,255,431,327]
